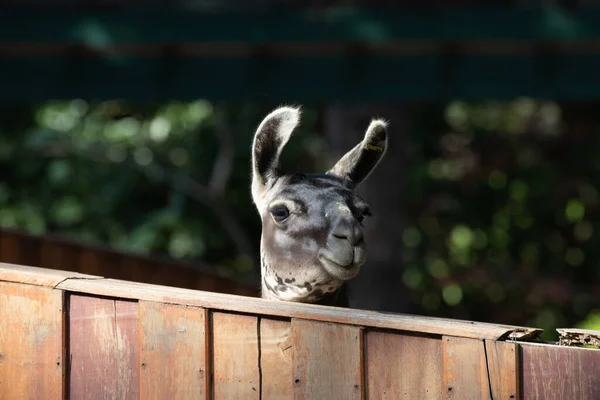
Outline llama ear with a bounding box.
[327,118,388,188]
[251,106,301,202]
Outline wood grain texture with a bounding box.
[486,340,519,400]
[212,312,260,399]
[139,301,209,400]
[442,336,491,399]
[260,319,293,399]
[0,262,101,287]
[292,319,363,400]
[520,342,600,400]
[54,274,540,341]
[0,282,64,399]
[366,331,442,399]
[69,294,139,399]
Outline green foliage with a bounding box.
[404,98,600,336]
[1,98,598,335]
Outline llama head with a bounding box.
[251,106,388,303]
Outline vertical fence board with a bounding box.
[212,312,260,400]
[139,301,209,399]
[520,343,600,400]
[292,319,363,400]
[0,234,20,264]
[260,319,293,399]
[0,282,64,399]
[442,336,491,399]
[69,294,139,400]
[485,340,519,400]
[366,331,442,399]
[78,249,105,276]
[39,241,65,271]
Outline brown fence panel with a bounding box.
[0,228,259,297]
[0,233,21,265]
[520,342,600,400]
[0,282,64,399]
[366,330,443,399]
[442,336,492,399]
[212,312,261,399]
[139,301,209,399]
[69,294,139,399]
[292,319,364,400]
[486,340,519,399]
[260,318,293,399]
[2,263,599,399]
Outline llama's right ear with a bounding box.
[251,106,301,203]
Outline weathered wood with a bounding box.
[485,340,519,400]
[54,274,541,341]
[292,319,364,400]
[69,294,139,399]
[520,342,600,400]
[0,234,20,264]
[260,318,293,399]
[557,328,600,347]
[39,240,66,271]
[0,228,258,297]
[139,301,209,399]
[212,312,260,399]
[0,282,64,399]
[366,331,442,399]
[442,336,491,399]
[0,262,101,287]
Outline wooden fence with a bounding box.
[1,262,599,399]
[0,228,258,297]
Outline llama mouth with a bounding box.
[318,254,361,281]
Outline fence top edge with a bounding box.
[1,262,542,341]
[0,261,103,287]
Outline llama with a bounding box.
[251,106,388,307]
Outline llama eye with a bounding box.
[270,206,290,222]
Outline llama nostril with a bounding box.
[332,225,363,246]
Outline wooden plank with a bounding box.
[78,249,106,276]
[557,328,600,347]
[69,294,139,399]
[520,342,600,400]
[139,301,209,400]
[366,331,442,399]
[55,274,540,340]
[442,336,491,399]
[0,282,64,399]
[485,340,519,400]
[0,262,102,287]
[39,240,65,270]
[0,234,21,264]
[260,319,293,399]
[292,319,363,399]
[212,312,260,399]
[0,228,258,297]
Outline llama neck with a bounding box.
[313,283,349,308]
[260,251,349,307]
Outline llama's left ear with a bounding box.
[327,119,388,188]
[251,106,301,204]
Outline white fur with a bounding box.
[251,106,302,207]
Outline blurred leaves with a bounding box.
[0,99,322,279]
[405,97,600,338]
